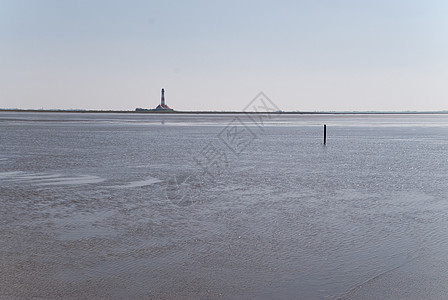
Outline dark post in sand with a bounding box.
[324,124,327,145]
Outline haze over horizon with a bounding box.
[1,0,447,112]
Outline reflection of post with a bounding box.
[324,124,327,145]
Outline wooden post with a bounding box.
[324,124,327,145]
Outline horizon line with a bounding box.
[1,108,448,115]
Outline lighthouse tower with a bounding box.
[161,88,165,106]
[154,88,172,110]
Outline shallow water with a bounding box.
[1,112,447,299]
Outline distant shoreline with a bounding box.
[0,109,447,115]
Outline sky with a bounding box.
[1,0,447,111]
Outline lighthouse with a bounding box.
[161,88,165,106]
[152,88,172,111]
[135,88,174,112]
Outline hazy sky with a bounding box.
[1,0,447,111]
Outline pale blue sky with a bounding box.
[1,0,447,111]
